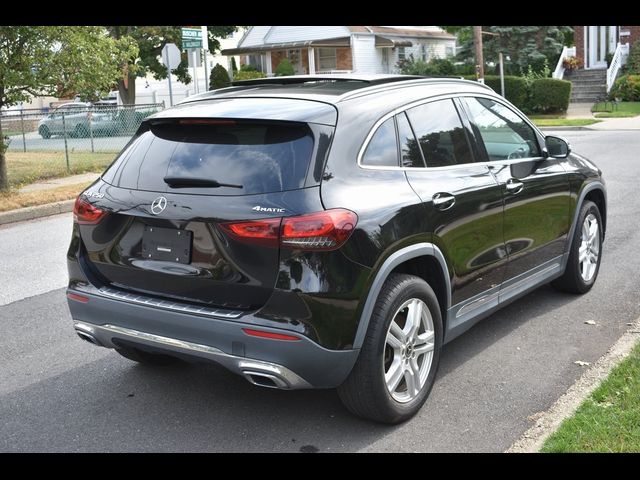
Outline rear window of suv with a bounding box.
[102,120,315,195]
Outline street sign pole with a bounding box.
[161,43,181,107]
[192,49,199,94]
[202,26,209,92]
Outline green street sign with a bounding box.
[182,28,203,49]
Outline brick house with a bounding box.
[572,26,639,69]
[221,26,456,76]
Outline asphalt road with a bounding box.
[7,132,130,152]
[1,129,639,452]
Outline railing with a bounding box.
[316,69,353,74]
[553,46,576,80]
[606,43,630,93]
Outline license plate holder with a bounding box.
[141,226,192,264]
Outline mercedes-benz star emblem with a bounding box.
[150,196,167,215]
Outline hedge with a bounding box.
[461,75,571,114]
[529,78,572,113]
[483,76,528,110]
[233,70,266,81]
[209,64,230,90]
[609,75,640,101]
[275,58,295,76]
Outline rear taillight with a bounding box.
[281,209,357,250]
[220,209,357,251]
[73,196,106,225]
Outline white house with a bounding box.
[221,26,456,76]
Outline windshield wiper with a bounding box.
[164,176,243,189]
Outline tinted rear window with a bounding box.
[102,121,315,195]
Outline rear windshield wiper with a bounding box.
[164,176,243,189]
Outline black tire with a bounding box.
[338,273,443,424]
[39,125,51,139]
[552,200,603,294]
[74,124,89,138]
[115,345,180,366]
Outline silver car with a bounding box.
[38,102,118,139]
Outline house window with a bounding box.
[445,45,454,57]
[397,47,406,61]
[421,45,428,62]
[317,48,337,71]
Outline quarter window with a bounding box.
[406,99,473,167]
[362,117,398,167]
[462,97,541,160]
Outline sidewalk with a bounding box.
[565,102,640,130]
[18,172,100,193]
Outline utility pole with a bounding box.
[474,26,485,84]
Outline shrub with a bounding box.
[233,70,266,81]
[609,75,640,101]
[627,40,640,74]
[240,63,258,72]
[398,55,457,76]
[275,58,295,76]
[230,57,238,74]
[529,78,572,113]
[483,75,528,110]
[209,64,230,90]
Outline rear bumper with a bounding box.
[67,287,359,389]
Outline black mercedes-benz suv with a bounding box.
[66,75,606,423]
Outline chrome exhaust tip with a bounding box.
[243,370,290,389]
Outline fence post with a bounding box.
[152,91,157,104]
[162,100,166,110]
[20,110,26,153]
[89,105,95,153]
[62,113,70,173]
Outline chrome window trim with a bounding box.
[357,91,548,172]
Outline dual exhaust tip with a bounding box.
[74,327,291,390]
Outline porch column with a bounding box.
[265,51,273,76]
[308,48,316,75]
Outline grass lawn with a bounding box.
[541,342,640,452]
[5,150,116,188]
[531,118,602,127]
[0,182,92,213]
[592,101,640,118]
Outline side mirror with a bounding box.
[544,135,571,159]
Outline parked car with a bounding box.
[38,102,119,138]
[66,75,606,423]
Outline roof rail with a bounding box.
[336,77,493,102]
[230,74,425,87]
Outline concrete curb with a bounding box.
[0,200,74,226]
[506,316,640,453]
[538,126,592,131]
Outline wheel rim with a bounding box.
[579,213,600,282]
[384,298,435,403]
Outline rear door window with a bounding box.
[406,99,474,168]
[102,120,315,195]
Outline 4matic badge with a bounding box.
[252,205,285,213]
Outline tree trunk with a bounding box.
[117,72,137,105]
[0,111,8,191]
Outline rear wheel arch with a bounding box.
[584,188,606,240]
[353,243,451,350]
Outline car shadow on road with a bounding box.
[0,285,585,453]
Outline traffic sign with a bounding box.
[182,28,202,49]
[160,43,181,68]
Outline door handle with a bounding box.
[505,178,524,195]
[432,192,456,210]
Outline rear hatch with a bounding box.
[77,102,335,311]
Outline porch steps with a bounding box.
[565,69,607,103]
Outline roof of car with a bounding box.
[178,74,494,107]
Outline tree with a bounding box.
[105,26,238,104]
[275,58,295,76]
[454,26,573,75]
[0,26,135,190]
[209,64,230,89]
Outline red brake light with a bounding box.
[73,196,106,225]
[281,209,357,250]
[220,209,357,251]
[219,218,281,247]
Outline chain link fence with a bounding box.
[1,102,164,188]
